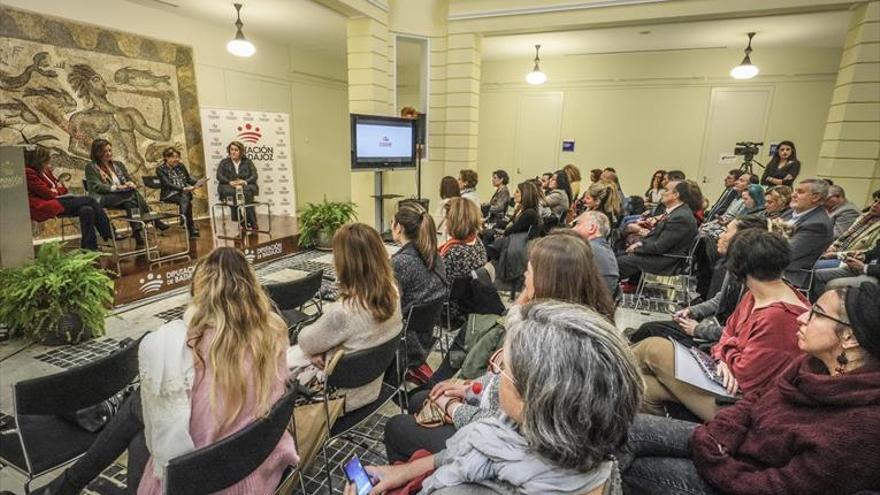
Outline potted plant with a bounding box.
[0,242,114,345]
[298,198,357,250]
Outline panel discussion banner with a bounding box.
[199,108,296,217]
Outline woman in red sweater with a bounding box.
[25,147,112,250]
[620,281,880,495]
[633,228,808,420]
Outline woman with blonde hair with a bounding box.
[563,163,582,199]
[35,247,297,495]
[440,198,488,327]
[297,223,403,411]
[582,181,622,227]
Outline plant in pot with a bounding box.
[0,242,114,345]
[298,198,357,250]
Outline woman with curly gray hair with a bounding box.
[347,300,643,495]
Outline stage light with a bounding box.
[731,32,759,80]
[525,44,547,85]
[227,3,256,58]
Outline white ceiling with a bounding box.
[481,11,853,60]
[125,0,348,55]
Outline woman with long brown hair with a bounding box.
[35,247,297,495]
[297,223,402,412]
[383,231,616,463]
[440,198,488,327]
[484,181,542,260]
[434,176,462,240]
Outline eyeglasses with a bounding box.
[808,304,851,328]
[488,348,516,384]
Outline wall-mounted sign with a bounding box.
[562,140,575,152]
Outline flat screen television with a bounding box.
[350,114,416,170]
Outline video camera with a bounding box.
[734,141,763,160]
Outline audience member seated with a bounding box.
[481,169,510,224]
[761,185,792,219]
[383,233,616,462]
[484,181,542,261]
[563,163,582,199]
[156,147,201,238]
[816,189,880,261]
[699,173,754,237]
[34,248,297,495]
[581,180,622,228]
[365,301,641,495]
[760,139,801,187]
[813,192,880,292]
[781,178,834,288]
[740,183,765,215]
[704,169,744,221]
[390,203,448,376]
[627,215,768,348]
[296,223,402,412]
[572,210,620,295]
[824,184,861,238]
[644,169,667,210]
[434,175,461,239]
[25,146,112,251]
[618,180,698,282]
[816,242,879,292]
[440,198,488,328]
[85,138,167,246]
[544,169,572,220]
[620,281,880,495]
[632,228,807,421]
[216,140,259,230]
[538,171,553,193]
[458,169,480,206]
[602,168,628,215]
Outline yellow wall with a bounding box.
[478,47,841,200]
[2,0,352,213]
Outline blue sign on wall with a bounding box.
[562,140,575,152]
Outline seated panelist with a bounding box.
[157,147,203,238]
[216,140,259,230]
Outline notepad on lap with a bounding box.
[671,338,737,398]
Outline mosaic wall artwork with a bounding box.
[0,6,205,237]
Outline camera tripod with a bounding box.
[738,155,764,176]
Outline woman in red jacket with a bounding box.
[620,281,880,495]
[25,147,112,250]
[632,228,808,421]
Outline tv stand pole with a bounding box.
[371,169,403,238]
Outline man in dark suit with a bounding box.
[782,178,835,288]
[704,169,743,221]
[618,180,699,281]
[216,140,259,229]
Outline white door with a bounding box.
[513,92,563,183]
[698,87,773,201]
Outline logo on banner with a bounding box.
[243,249,257,264]
[379,136,392,148]
[237,123,262,143]
[138,273,164,294]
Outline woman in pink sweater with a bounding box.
[36,248,298,495]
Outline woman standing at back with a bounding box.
[35,247,297,495]
[297,223,402,412]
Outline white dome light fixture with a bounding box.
[730,32,759,80]
[525,44,547,85]
[226,3,256,57]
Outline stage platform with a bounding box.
[100,214,300,306]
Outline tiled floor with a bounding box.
[0,246,670,494]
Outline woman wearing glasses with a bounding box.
[351,301,642,495]
[620,281,880,495]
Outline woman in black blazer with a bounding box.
[216,140,259,229]
[761,140,801,187]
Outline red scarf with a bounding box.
[439,234,476,256]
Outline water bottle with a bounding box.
[463,382,483,405]
[235,185,245,205]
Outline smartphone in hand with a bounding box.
[344,456,374,495]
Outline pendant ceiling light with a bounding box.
[730,32,759,80]
[227,3,256,57]
[525,44,547,85]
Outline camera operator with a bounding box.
[761,140,801,187]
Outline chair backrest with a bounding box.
[163,385,298,495]
[14,336,142,416]
[326,333,401,390]
[264,270,324,311]
[82,179,89,193]
[404,303,443,340]
[143,175,162,190]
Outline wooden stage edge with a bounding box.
[109,215,300,306]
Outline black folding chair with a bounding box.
[1,337,142,494]
[319,334,402,492]
[264,270,324,341]
[402,303,444,370]
[163,385,299,495]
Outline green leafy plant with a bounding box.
[0,242,114,344]
[298,198,357,248]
